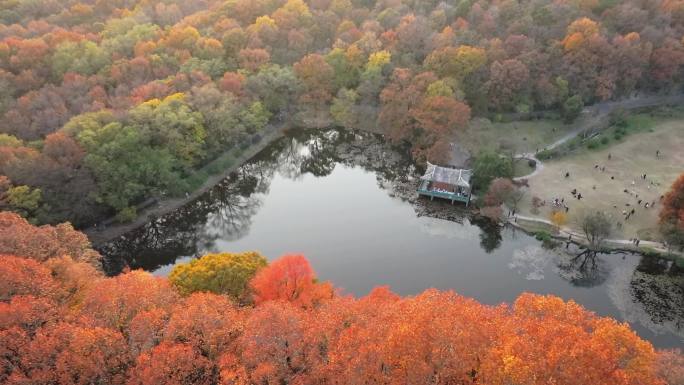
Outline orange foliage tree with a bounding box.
[0,212,101,266]
[659,173,684,249]
[79,270,178,332]
[249,254,334,308]
[481,294,662,385]
[0,254,58,301]
[0,216,672,385]
[126,342,215,385]
[164,292,242,359]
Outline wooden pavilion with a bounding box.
[417,162,472,206]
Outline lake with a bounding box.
[99,129,684,349]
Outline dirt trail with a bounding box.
[509,93,684,258]
[511,214,676,255]
[514,93,684,181]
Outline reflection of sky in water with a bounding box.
[417,217,480,240]
[509,245,548,281]
[107,130,682,349]
[147,164,683,349]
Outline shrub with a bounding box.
[472,152,513,191]
[537,149,557,160]
[534,230,560,248]
[115,207,137,223]
[535,231,552,242]
[586,138,601,149]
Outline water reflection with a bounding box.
[607,257,684,346]
[101,129,417,273]
[556,249,609,287]
[474,217,503,253]
[99,129,683,349]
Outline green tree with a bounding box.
[0,134,22,147]
[331,88,359,129]
[78,122,180,216]
[101,20,159,57]
[325,48,360,91]
[245,65,300,114]
[187,84,242,156]
[472,152,513,192]
[51,41,109,80]
[128,94,207,169]
[5,185,42,220]
[169,251,268,300]
[562,94,583,123]
[580,211,612,250]
[239,101,271,134]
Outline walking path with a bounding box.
[514,93,684,181]
[85,123,287,245]
[509,214,674,255]
[507,93,684,258]
[86,94,683,247]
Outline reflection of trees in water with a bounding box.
[100,175,268,274]
[101,128,417,274]
[606,255,684,343]
[556,249,608,287]
[471,217,502,253]
[197,175,266,245]
[629,258,684,331]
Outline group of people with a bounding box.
[619,175,661,222]
[593,152,664,228]
[556,151,662,232]
[550,196,571,213]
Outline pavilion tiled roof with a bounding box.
[420,162,472,188]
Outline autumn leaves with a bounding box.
[168,251,334,307]
[0,209,681,384]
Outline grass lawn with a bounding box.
[513,158,536,178]
[460,118,570,155]
[516,118,684,241]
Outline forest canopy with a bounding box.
[0,0,683,226]
[0,211,682,385]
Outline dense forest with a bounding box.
[0,0,683,226]
[0,211,682,384]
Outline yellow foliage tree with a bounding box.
[366,50,391,71]
[550,211,567,230]
[169,252,268,300]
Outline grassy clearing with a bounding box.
[517,118,684,241]
[513,159,536,178]
[539,108,684,160]
[515,217,556,234]
[460,118,569,155]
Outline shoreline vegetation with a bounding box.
[84,122,287,244]
[88,94,684,267]
[2,0,684,382]
[494,95,684,263]
[506,214,684,264]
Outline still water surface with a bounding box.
[101,129,684,349]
